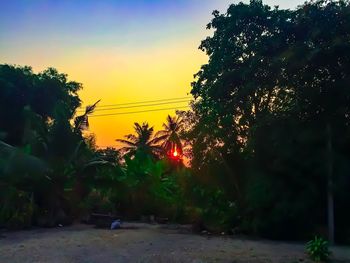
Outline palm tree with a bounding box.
[74,100,100,133]
[156,115,184,158]
[116,122,162,158]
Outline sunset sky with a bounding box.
[0,0,304,148]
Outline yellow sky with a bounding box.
[71,40,207,148]
[0,0,304,148]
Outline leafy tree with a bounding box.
[187,0,350,241]
[281,0,350,244]
[0,64,110,228]
[0,65,81,146]
[191,0,293,154]
[188,0,294,233]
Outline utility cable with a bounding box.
[89,106,190,117]
[78,99,190,112]
[79,96,191,110]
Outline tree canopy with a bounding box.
[0,65,81,146]
[187,0,350,241]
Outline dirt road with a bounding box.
[0,223,349,263]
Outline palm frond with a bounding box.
[154,130,169,137]
[124,134,138,142]
[85,100,100,115]
[162,123,170,130]
[74,100,100,132]
[149,134,168,145]
[115,139,137,147]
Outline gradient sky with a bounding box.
[0,0,304,148]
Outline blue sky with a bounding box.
[0,0,305,147]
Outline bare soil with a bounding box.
[0,223,349,263]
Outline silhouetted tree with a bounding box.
[0,65,81,146]
[156,115,184,157]
[281,0,350,243]
[116,122,162,158]
[188,0,350,241]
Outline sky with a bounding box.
[0,0,304,148]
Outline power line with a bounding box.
[79,96,191,110]
[78,99,190,112]
[89,106,190,117]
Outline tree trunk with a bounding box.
[326,123,335,245]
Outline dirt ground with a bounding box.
[0,223,349,263]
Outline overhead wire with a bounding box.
[78,99,190,112]
[78,96,191,111]
[89,106,190,117]
[81,96,192,148]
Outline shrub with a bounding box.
[306,236,331,262]
[192,186,238,232]
[0,188,34,230]
[82,190,115,214]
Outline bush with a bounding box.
[0,188,34,230]
[82,190,115,215]
[306,236,331,262]
[192,186,238,233]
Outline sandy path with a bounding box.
[0,223,349,263]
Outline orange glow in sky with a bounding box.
[0,0,304,148]
[73,41,207,148]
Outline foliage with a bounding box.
[0,140,47,228]
[0,187,34,230]
[116,122,163,159]
[186,0,350,241]
[192,186,237,232]
[156,115,184,157]
[0,64,190,229]
[113,151,186,219]
[306,236,331,262]
[74,100,100,133]
[81,190,116,215]
[0,65,81,146]
[0,64,106,228]
[1,0,350,245]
